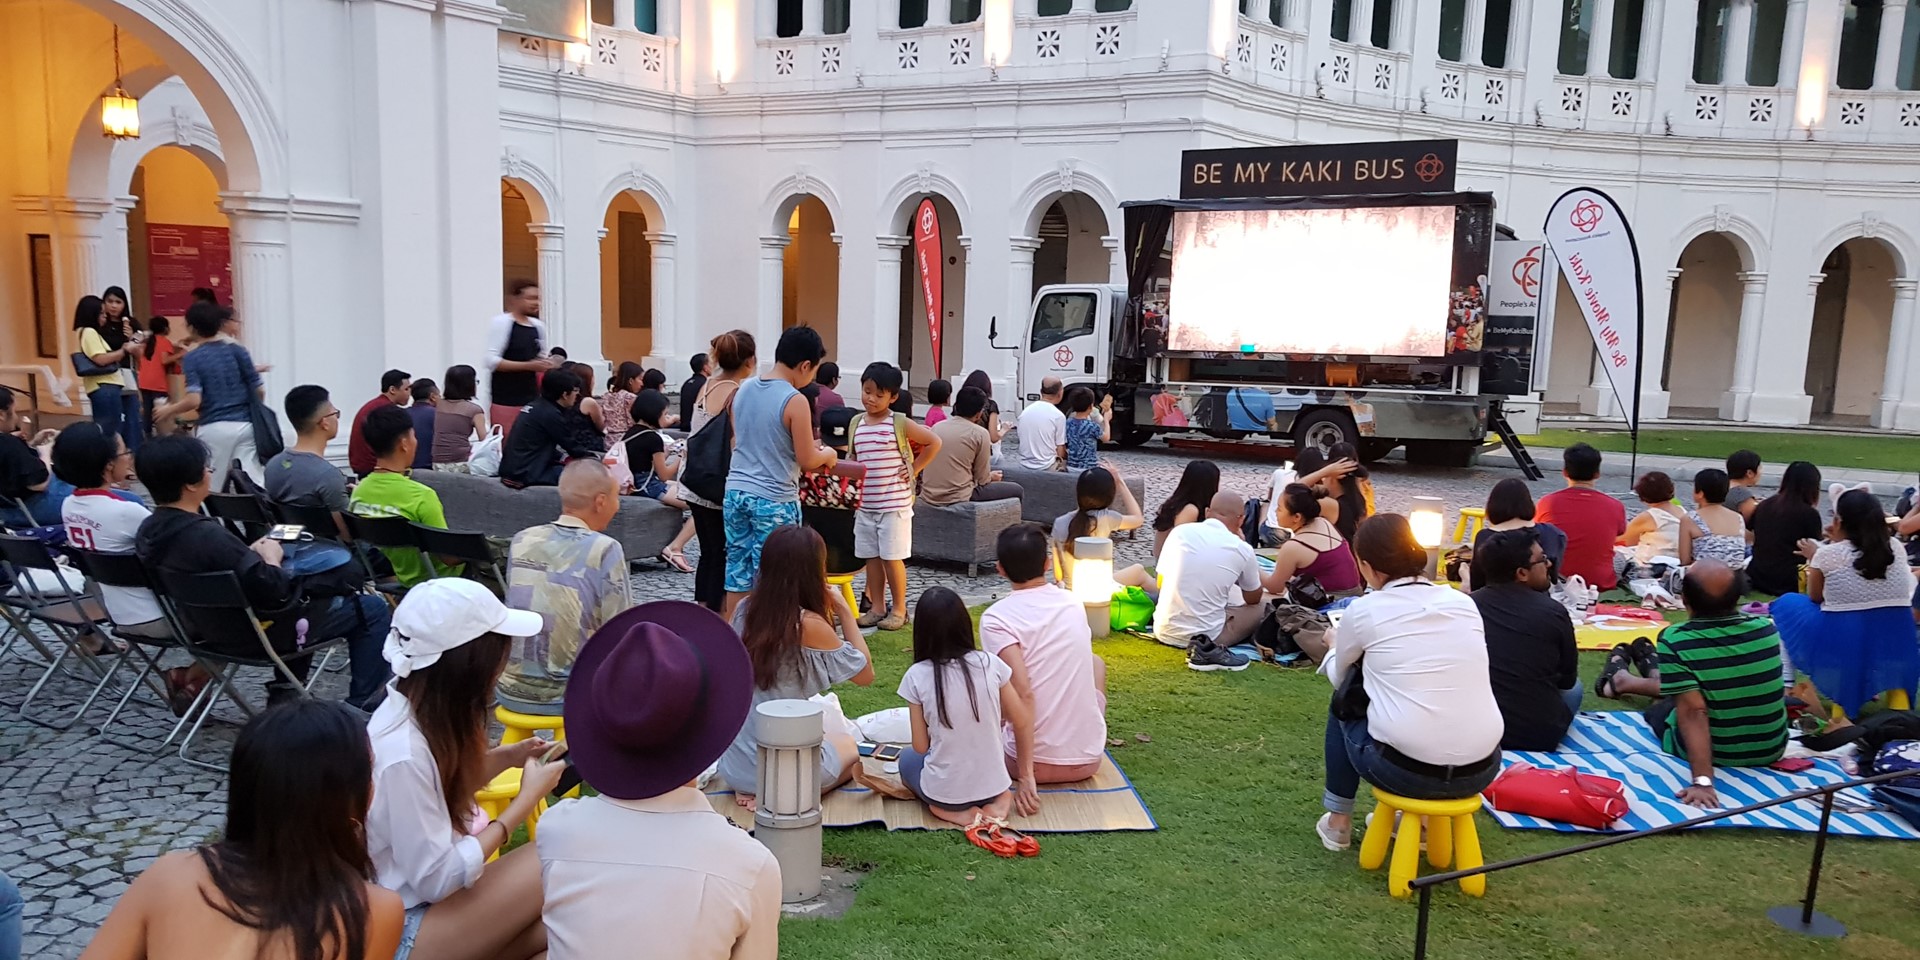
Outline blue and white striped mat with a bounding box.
[1489,711,1920,840]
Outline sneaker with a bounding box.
[1315,813,1351,851]
[1187,639,1250,672]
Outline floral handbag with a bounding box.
[799,470,862,511]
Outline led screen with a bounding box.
[1165,205,1459,357]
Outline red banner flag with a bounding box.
[913,198,944,379]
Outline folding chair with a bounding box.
[68,549,203,749]
[277,502,344,542]
[340,512,423,598]
[153,568,347,771]
[203,491,278,542]
[0,533,129,730]
[411,523,509,596]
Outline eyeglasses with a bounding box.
[1529,557,1552,568]
[320,410,341,421]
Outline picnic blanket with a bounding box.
[704,753,1157,833]
[1488,711,1920,839]
[1574,616,1667,651]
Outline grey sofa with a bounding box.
[997,465,1149,531]
[414,469,681,561]
[911,498,1024,576]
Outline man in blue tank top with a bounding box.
[722,327,840,619]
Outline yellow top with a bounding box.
[75,327,124,393]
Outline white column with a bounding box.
[1744,273,1823,425]
[758,0,780,36]
[1101,236,1124,285]
[802,0,824,35]
[102,197,137,299]
[1722,0,1754,84]
[1350,0,1374,45]
[47,198,111,363]
[1071,0,1096,13]
[929,0,952,26]
[1649,0,1698,121]
[758,236,790,359]
[1637,267,1681,421]
[1720,271,1770,419]
[529,223,567,349]
[1580,349,1621,418]
[1790,0,1843,131]
[1779,0,1809,84]
[646,231,678,366]
[1007,238,1043,374]
[222,202,294,400]
[1389,0,1415,51]
[1877,278,1918,427]
[1874,0,1910,90]
[1517,0,1559,112]
[1890,281,1920,429]
[1636,0,1664,79]
[874,236,909,367]
[1461,0,1487,63]
[614,0,637,31]
[1587,0,1615,77]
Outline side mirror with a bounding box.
[988,316,999,343]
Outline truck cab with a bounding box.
[1018,283,1125,401]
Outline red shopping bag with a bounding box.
[1483,763,1630,829]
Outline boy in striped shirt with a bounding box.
[853,363,941,631]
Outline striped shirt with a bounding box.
[852,416,912,513]
[1655,615,1788,767]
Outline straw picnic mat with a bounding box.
[704,752,1157,833]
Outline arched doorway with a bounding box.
[1031,192,1112,293]
[600,192,658,366]
[501,180,539,292]
[126,144,229,321]
[1806,238,1898,424]
[1663,233,1745,418]
[778,196,839,358]
[895,194,967,393]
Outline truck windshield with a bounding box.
[1029,292,1097,351]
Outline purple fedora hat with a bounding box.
[563,600,751,801]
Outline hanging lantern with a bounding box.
[101,27,140,140]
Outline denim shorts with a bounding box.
[394,903,429,960]
[722,490,801,593]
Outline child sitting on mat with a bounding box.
[898,587,1041,855]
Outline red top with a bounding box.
[1535,486,1627,590]
[134,336,176,394]
[348,395,393,476]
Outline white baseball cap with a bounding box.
[383,579,544,678]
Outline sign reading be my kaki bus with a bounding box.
[1179,139,1459,200]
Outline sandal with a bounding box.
[163,667,209,718]
[658,549,694,574]
[987,816,1040,857]
[1594,644,1634,700]
[1627,637,1659,678]
[963,814,1019,858]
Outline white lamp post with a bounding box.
[1072,536,1115,639]
[1408,497,1446,580]
[753,699,824,903]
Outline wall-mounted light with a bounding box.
[711,0,738,85]
[984,0,1013,70]
[101,27,139,140]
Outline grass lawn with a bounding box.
[779,618,1920,960]
[1521,428,1920,475]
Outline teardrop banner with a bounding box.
[914,198,945,379]
[1542,188,1645,437]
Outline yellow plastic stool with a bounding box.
[495,706,565,747]
[474,768,547,860]
[1830,688,1914,721]
[826,573,858,611]
[1451,507,1487,546]
[1357,789,1486,899]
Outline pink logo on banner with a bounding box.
[1570,199,1605,234]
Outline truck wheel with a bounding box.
[1359,439,1398,464]
[1291,409,1356,459]
[1405,440,1478,468]
[1118,428,1156,448]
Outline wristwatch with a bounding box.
[1692,775,1714,788]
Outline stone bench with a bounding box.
[997,465,1149,532]
[911,498,1025,576]
[414,469,681,561]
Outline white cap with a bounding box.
[383,579,544,679]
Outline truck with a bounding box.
[993,139,1544,470]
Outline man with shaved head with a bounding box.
[497,458,634,715]
[1016,376,1069,471]
[1594,559,1788,808]
[1152,488,1265,671]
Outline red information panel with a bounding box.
[147,224,232,316]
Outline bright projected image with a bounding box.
[1166,205,1456,356]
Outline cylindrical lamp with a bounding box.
[1408,497,1446,580]
[1072,536,1115,639]
[754,699,824,903]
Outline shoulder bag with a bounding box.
[229,345,285,463]
[679,383,737,505]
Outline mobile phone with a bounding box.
[540,740,568,764]
[549,756,583,799]
[265,524,308,542]
[871,744,903,763]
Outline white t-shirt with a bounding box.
[897,651,1015,805]
[1811,541,1917,612]
[1327,579,1504,766]
[978,584,1106,766]
[1016,400,1067,470]
[1153,518,1264,644]
[61,490,163,625]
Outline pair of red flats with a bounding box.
[963,815,1039,858]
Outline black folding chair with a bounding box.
[153,569,346,771]
[203,491,278,542]
[411,523,509,596]
[68,550,204,748]
[277,502,344,542]
[0,534,128,730]
[339,512,422,597]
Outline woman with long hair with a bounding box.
[625,390,697,571]
[430,365,487,472]
[1294,447,1367,540]
[74,291,145,453]
[715,525,874,811]
[1773,488,1920,719]
[685,330,757,610]
[136,316,185,437]
[364,580,564,960]
[1152,460,1220,556]
[1746,460,1824,596]
[600,361,645,449]
[1050,463,1155,595]
[1261,483,1362,602]
[1468,477,1567,586]
[79,700,404,960]
[962,370,1008,458]
[898,587,1039,853]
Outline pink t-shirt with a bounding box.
[925,406,948,427]
[979,584,1107,766]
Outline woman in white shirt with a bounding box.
[1615,471,1702,571]
[1772,489,1920,720]
[1317,514,1505,852]
[365,580,568,960]
[897,588,1039,854]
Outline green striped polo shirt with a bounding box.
[1656,614,1788,767]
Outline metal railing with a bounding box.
[1407,766,1920,959]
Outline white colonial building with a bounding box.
[3,0,1918,432]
